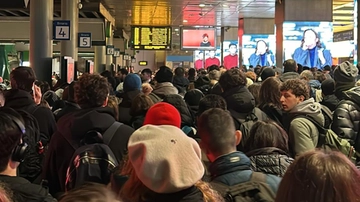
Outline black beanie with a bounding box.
[261,68,275,81]
[155,66,173,83]
[321,78,335,96]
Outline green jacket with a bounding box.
[288,98,325,157]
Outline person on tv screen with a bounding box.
[200,33,211,47]
[195,51,204,70]
[248,40,275,67]
[205,50,220,68]
[224,43,238,70]
[292,29,332,70]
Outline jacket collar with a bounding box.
[209,151,251,180]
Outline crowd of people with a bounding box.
[0,60,360,201]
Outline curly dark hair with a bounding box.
[74,73,109,109]
[218,68,247,92]
[280,79,310,100]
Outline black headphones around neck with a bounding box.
[3,114,28,163]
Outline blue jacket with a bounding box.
[248,53,275,67]
[209,151,281,193]
[292,46,332,69]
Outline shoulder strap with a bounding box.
[320,104,333,121]
[250,172,267,183]
[295,115,327,134]
[103,122,123,145]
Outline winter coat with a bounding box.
[152,82,178,99]
[283,98,325,157]
[246,147,294,177]
[332,86,360,149]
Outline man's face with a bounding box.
[257,41,267,55]
[209,51,215,58]
[229,45,237,55]
[203,36,209,42]
[280,90,303,112]
[303,30,318,49]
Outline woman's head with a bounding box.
[258,77,282,109]
[107,96,120,121]
[244,120,289,154]
[129,94,154,117]
[275,150,360,202]
[302,29,321,49]
[256,40,269,55]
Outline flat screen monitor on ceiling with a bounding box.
[130,26,172,50]
[181,27,216,50]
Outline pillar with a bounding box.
[275,0,333,67]
[61,0,79,61]
[94,46,106,73]
[238,19,244,68]
[106,35,113,71]
[30,0,53,84]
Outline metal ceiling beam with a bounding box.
[18,10,29,16]
[79,11,87,18]
[4,9,20,16]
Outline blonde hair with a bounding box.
[119,160,224,202]
[60,182,120,202]
[107,95,120,121]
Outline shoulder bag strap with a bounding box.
[103,122,123,145]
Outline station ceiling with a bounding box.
[0,0,355,33]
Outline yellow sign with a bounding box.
[131,26,172,50]
[139,61,148,66]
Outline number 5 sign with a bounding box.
[78,33,92,48]
[53,20,70,40]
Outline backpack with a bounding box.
[320,104,333,129]
[298,115,358,162]
[210,172,276,202]
[231,109,259,151]
[65,122,122,191]
[16,107,45,183]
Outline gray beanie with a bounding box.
[333,61,358,83]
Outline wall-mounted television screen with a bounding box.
[283,21,333,70]
[242,35,276,67]
[181,27,216,50]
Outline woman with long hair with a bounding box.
[258,77,284,128]
[244,121,293,177]
[275,150,360,202]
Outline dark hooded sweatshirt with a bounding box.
[43,107,134,196]
[0,175,56,202]
[4,89,57,145]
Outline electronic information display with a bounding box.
[131,26,172,50]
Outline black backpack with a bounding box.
[65,122,122,191]
[16,107,45,183]
[231,109,259,151]
[211,172,276,202]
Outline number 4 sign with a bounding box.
[78,33,92,48]
[53,20,70,40]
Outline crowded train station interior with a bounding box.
[0,0,360,201]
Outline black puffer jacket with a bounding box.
[246,147,294,177]
[163,94,194,127]
[332,86,360,149]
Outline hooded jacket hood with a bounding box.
[344,86,360,104]
[222,86,255,114]
[4,89,36,109]
[279,72,300,82]
[58,107,116,147]
[289,98,324,124]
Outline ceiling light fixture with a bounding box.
[199,3,206,8]
[183,19,188,22]
[175,28,179,31]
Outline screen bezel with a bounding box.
[180,27,217,50]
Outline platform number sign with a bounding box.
[114,48,120,57]
[78,33,92,48]
[106,45,115,55]
[53,20,70,40]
